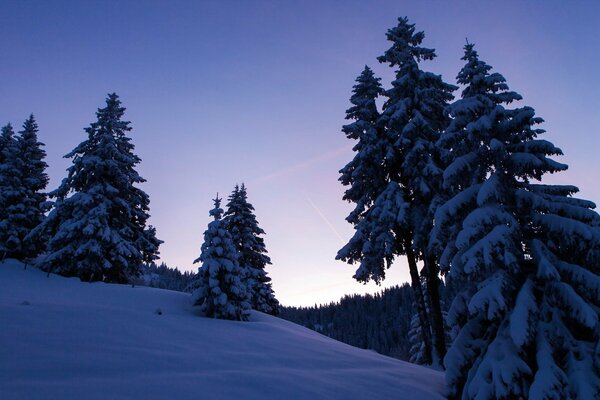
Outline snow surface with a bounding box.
[0,260,444,399]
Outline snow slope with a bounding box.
[0,260,444,399]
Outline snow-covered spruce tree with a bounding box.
[337,66,386,225]
[432,43,600,399]
[336,66,389,290]
[0,123,26,260]
[223,184,279,315]
[192,195,251,321]
[29,93,161,283]
[335,68,406,340]
[17,115,49,259]
[338,17,456,366]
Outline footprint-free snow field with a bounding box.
[0,260,444,399]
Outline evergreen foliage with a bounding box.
[338,66,386,226]
[192,195,251,321]
[433,44,600,399]
[0,123,25,259]
[29,93,161,283]
[337,17,456,366]
[135,261,195,292]
[17,115,49,258]
[281,285,416,361]
[223,184,279,315]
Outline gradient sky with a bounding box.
[2,1,599,306]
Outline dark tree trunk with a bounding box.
[404,235,433,365]
[424,254,446,367]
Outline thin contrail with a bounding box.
[250,144,352,185]
[303,192,346,245]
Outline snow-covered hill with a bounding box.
[0,260,444,399]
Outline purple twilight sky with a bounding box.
[1,1,599,306]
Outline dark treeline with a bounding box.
[134,262,195,292]
[281,282,456,362]
[281,285,414,361]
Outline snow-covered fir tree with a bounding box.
[29,93,161,283]
[337,66,385,226]
[432,43,600,399]
[223,184,279,315]
[0,123,26,260]
[17,115,49,259]
[192,195,251,321]
[337,17,456,366]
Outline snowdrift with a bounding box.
[0,260,444,399]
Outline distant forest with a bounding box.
[134,262,195,293]
[281,285,415,360]
[280,284,454,362]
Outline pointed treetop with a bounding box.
[353,65,381,94]
[457,43,521,103]
[18,114,46,157]
[377,17,436,67]
[1,123,14,139]
[105,92,123,111]
[88,93,131,138]
[209,194,223,220]
[20,114,38,134]
[344,66,383,124]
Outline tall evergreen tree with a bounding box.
[337,66,385,226]
[29,93,161,282]
[0,123,26,260]
[433,44,600,399]
[192,195,251,321]
[17,115,49,258]
[223,184,279,315]
[337,17,456,366]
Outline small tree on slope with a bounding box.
[192,195,251,321]
[17,115,49,259]
[431,43,600,399]
[29,93,161,282]
[223,184,279,315]
[0,123,26,260]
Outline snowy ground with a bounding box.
[0,260,444,399]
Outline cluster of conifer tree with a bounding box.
[1,93,162,284]
[1,93,279,321]
[190,184,279,321]
[338,17,599,398]
[0,115,49,262]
